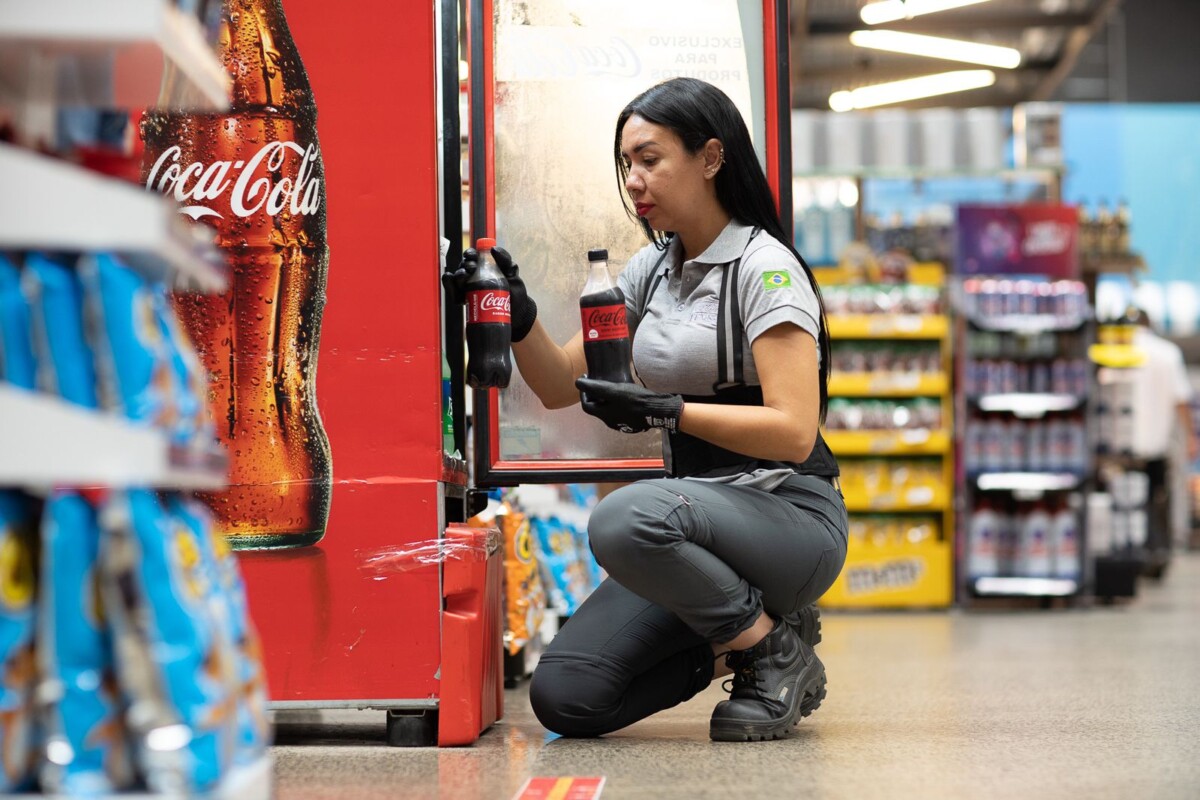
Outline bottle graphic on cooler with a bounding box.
[579,249,633,384]
[465,238,513,389]
[142,0,330,548]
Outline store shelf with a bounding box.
[0,385,227,490]
[823,429,951,456]
[828,373,948,397]
[1081,254,1145,274]
[972,576,1079,597]
[0,143,227,293]
[1089,344,1146,368]
[0,0,229,111]
[974,472,1083,492]
[968,315,1087,334]
[827,315,949,339]
[973,393,1084,417]
[842,485,948,513]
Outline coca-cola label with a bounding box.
[581,304,627,341]
[468,290,511,324]
[145,141,323,221]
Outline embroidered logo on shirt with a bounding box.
[762,270,792,290]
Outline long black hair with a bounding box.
[614,77,831,423]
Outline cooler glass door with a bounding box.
[468,0,793,485]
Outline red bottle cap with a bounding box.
[476,237,496,249]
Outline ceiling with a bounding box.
[790,0,1125,109]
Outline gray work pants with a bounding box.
[529,473,848,737]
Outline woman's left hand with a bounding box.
[576,378,683,434]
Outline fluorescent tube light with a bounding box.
[829,69,996,111]
[850,30,1021,69]
[861,0,993,25]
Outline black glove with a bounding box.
[576,377,683,434]
[442,245,538,343]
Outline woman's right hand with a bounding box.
[442,244,539,342]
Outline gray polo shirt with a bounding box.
[617,220,823,489]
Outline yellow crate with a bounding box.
[821,537,953,608]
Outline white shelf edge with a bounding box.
[968,315,1088,334]
[973,577,1079,597]
[975,393,1084,416]
[974,472,1083,492]
[0,385,226,490]
[0,143,228,293]
[0,0,230,111]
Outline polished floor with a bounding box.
[272,553,1200,800]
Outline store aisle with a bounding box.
[272,554,1200,800]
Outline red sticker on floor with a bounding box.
[512,776,606,800]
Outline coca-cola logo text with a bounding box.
[145,141,322,221]
[585,306,625,329]
[478,292,511,314]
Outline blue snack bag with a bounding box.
[23,253,98,407]
[38,492,136,796]
[152,289,213,448]
[530,516,578,616]
[165,494,269,764]
[77,253,176,426]
[0,255,37,388]
[0,491,38,792]
[99,490,234,794]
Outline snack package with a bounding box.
[0,491,38,792]
[0,254,37,388]
[98,490,234,794]
[77,253,176,427]
[531,516,589,617]
[496,499,546,657]
[153,289,213,448]
[22,252,98,407]
[38,491,136,795]
[164,494,268,765]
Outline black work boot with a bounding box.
[709,618,827,742]
[788,604,822,649]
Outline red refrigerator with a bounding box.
[234,0,797,747]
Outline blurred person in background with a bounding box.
[1130,308,1197,570]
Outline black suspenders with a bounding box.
[638,229,760,394]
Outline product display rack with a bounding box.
[0,3,271,796]
[955,281,1093,604]
[817,263,955,609]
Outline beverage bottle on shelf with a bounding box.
[1049,498,1081,580]
[441,350,456,456]
[142,0,330,547]
[579,249,633,384]
[998,504,1018,576]
[1005,419,1027,472]
[967,499,1001,579]
[1017,502,1053,578]
[1115,199,1132,256]
[1025,419,1047,472]
[465,238,513,389]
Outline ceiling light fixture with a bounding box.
[850,30,1021,69]
[828,69,996,111]
[860,0,994,26]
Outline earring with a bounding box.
[709,147,725,178]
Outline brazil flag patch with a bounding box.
[762,270,792,290]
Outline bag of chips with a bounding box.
[0,255,37,389]
[164,493,268,765]
[98,490,234,794]
[23,253,98,407]
[153,290,212,448]
[0,491,38,792]
[77,253,176,427]
[38,492,136,795]
[496,499,546,657]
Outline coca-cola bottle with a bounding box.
[465,238,512,389]
[580,249,632,383]
[141,0,330,549]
